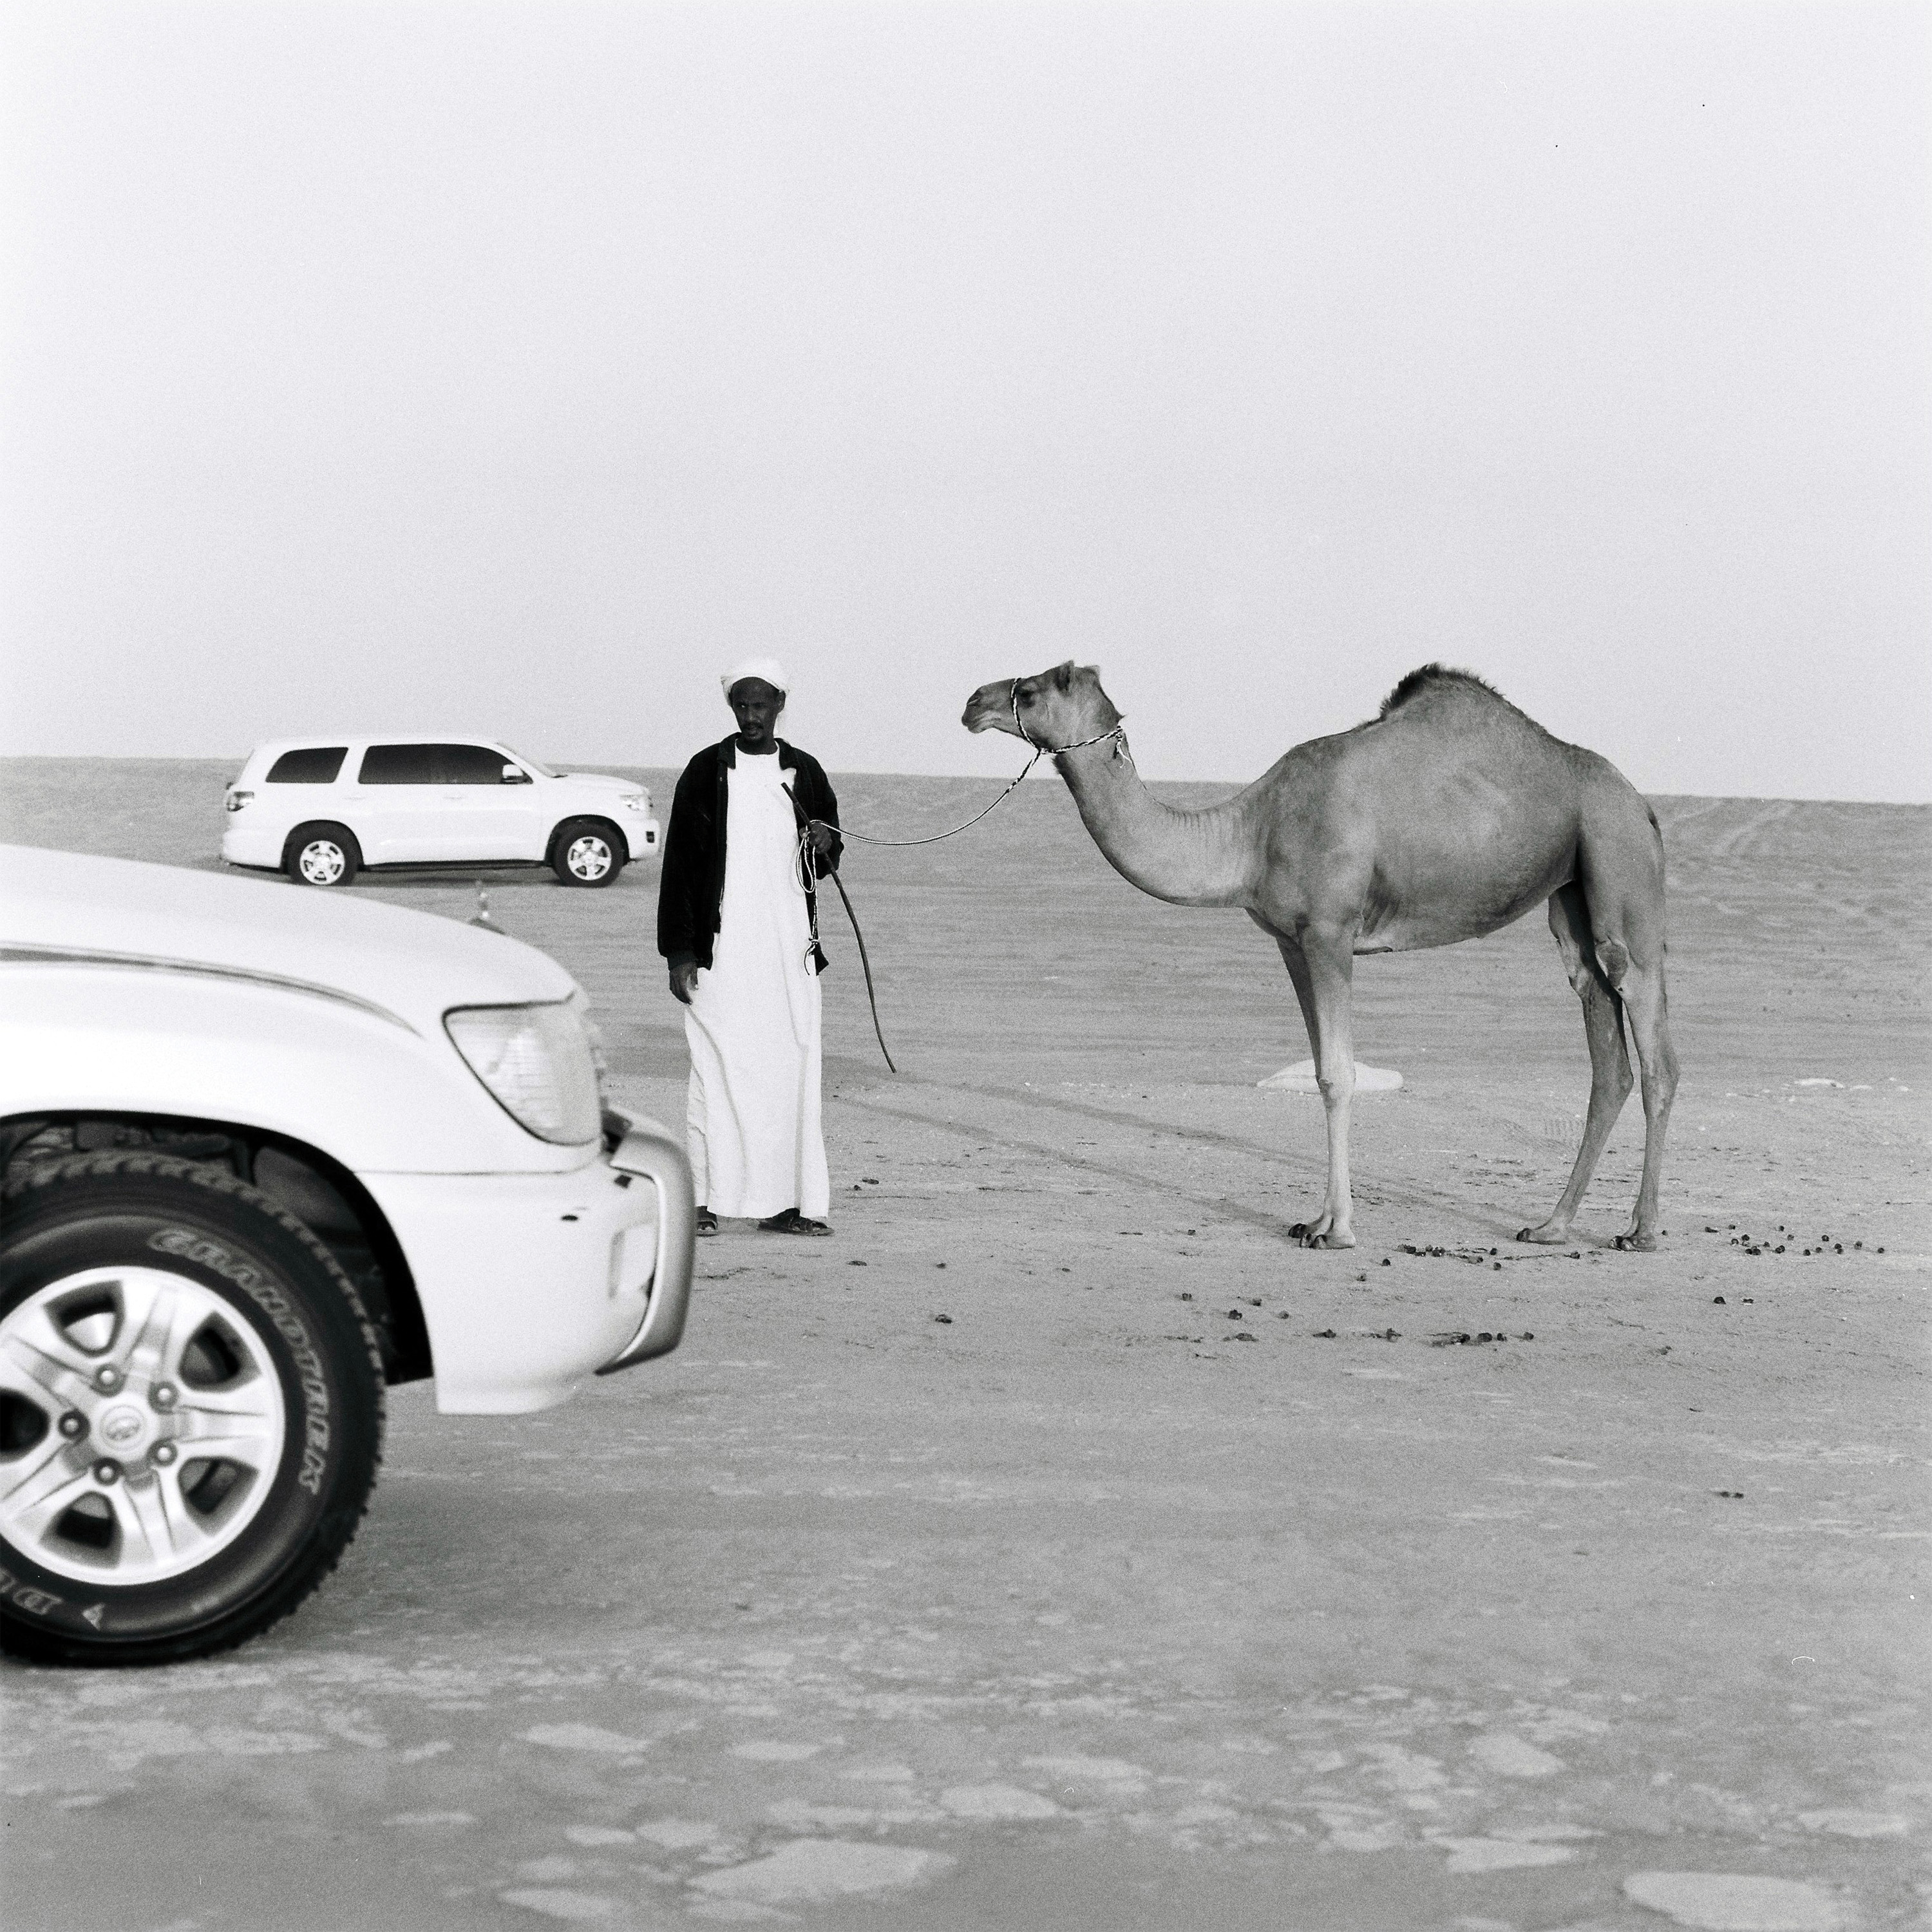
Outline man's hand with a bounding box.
[668,960,700,1005]
[807,821,837,860]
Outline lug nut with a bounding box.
[151,1383,178,1410]
[93,1365,121,1393]
[92,1461,120,1485]
[151,1443,177,1467]
[58,1412,87,1440]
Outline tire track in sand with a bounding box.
[840,1078,1554,1245]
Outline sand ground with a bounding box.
[1,757,1927,1932]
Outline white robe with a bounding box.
[683,751,829,1220]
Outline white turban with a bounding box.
[721,656,790,703]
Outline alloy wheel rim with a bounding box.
[299,841,345,884]
[0,1266,288,1586]
[566,836,611,880]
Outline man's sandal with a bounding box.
[757,1209,831,1236]
[695,1207,719,1236]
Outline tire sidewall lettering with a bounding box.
[0,1563,64,1618]
[146,1227,334,1490]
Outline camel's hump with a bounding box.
[1378,663,1506,718]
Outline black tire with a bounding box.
[549,817,626,888]
[0,1153,384,1665]
[283,822,361,888]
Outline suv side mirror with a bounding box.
[502,764,532,785]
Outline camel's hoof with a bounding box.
[1614,1231,1660,1253]
[1295,1227,1355,1250]
[1515,1224,1571,1245]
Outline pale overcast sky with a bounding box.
[2,1,1926,799]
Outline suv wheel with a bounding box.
[550,819,625,888]
[283,824,361,888]
[0,1153,384,1665]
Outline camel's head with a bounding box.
[961,661,1121,752]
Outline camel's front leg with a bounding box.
[1278,931,1358,1249]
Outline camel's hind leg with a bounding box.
[1517,882,1633,1244]
[1602,941,1677,1250]
[1560,790,1680,1249]
[1276,929,1358,1249]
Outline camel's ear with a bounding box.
[1051,661,1075,692]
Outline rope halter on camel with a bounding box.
[1010,677,1129,761]
[828,679,1127,853]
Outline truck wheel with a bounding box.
[0,1152,384,1665]
[283,823,361,887]
[549,819,625,887]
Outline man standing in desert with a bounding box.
[658,659,841,1236]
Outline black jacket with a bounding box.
[656,737,842,972]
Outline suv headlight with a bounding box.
[444,1002,601,1143]
[620,791,649,812]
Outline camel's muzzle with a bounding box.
[961,681,1018,735]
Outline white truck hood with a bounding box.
[551,770,641,793]
[0,845,578,1035]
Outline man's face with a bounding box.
[728,678,783,749]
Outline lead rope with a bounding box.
[789,679,1128,1070]
[795,820,898,1074]
[789,793,898,1074]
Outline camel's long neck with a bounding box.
[1052,739,1253,907]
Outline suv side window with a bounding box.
[358,744,440,785]
[438,744,516,784]
[266,747,347,784]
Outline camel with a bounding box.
[962,662,1678,1251]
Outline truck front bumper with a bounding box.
[361,1114,694,1414]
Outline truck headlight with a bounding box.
[620,792,650,812]
[444,1003,601,1143]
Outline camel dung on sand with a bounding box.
[961,661,1678,1251]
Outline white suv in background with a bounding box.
[222,738,659,888]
